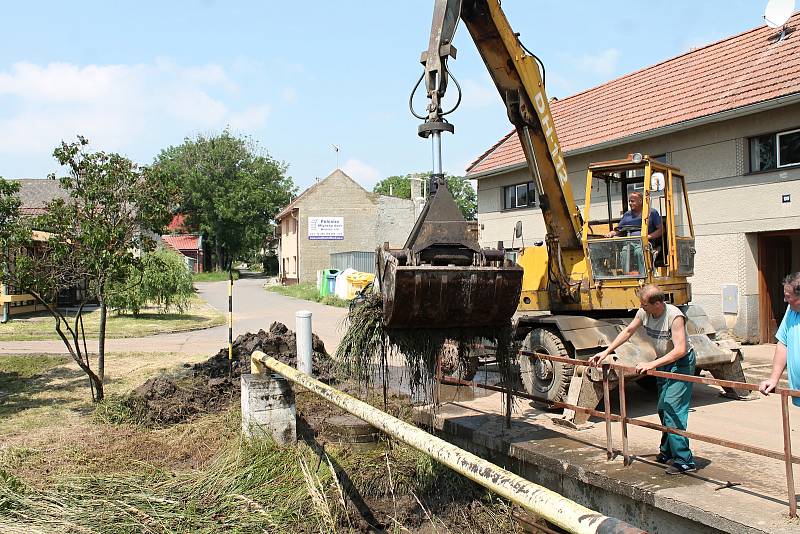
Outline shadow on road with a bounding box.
[238,270,269,280]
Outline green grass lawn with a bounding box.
[266,282,349,308]
[0,295,225,341]
[192,270,240,282]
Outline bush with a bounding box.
[108,247,194,315]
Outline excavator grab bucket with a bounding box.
[378,254,523,328]
[377,177,523,329]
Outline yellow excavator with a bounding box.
[378,0,747,426]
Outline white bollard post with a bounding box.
[295,310,313,375]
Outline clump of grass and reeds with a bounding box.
[266,282,350,308]
[192,270,240,283]
[0,433,518,533]
[0,440,316,532]
[93,394,136,425]
[336,290,517,409]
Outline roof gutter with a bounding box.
[275,205,298,222]
[468,92,800,180]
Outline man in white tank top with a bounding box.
[589,284,697,474]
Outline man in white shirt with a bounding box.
[589,284,697,474]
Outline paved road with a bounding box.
[0,277,349,356]
[0,276,782,388]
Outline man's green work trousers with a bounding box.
[656,349,696,466]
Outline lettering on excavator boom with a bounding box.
[533,92,568,185]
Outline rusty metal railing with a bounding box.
[256,353,645,534]
[437,350,800,518]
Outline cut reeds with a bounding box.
[336,290,517,410]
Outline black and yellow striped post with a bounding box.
[228,264,234,376]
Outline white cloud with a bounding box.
[574,48,620,78]
[544,71,575,100]
[341,158,381,188]
[272,58,308,77]
[0,60,272,160]
[0,62,138,102]
[164,87,229,126]
[229,104,272,130]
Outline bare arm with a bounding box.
[588,316,643,366]
[635,316,688,374]
[647,219,663,240]
[759,343,788,395]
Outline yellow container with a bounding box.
[345,272,375,299]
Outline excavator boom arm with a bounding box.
[457,0,583,248]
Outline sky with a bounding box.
[0,1,780,192]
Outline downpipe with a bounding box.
[253,353,644,534]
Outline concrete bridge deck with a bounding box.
[412,345,800,533]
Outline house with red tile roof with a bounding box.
[166,213,190,233]
[466,16,800,342]
[161,234,205,273]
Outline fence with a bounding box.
[329,250,375,274]
[438,350,800,518]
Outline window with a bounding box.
[503,181,536,209]
[779,129,800,167]
[750,129,800,172]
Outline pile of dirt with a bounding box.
[125,321,335,427]
[196,321,334,381]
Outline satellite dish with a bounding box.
[764,0,795,29]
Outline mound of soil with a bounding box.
[196,321,334,381]
[128,375,237,427]
[126,321,335,427]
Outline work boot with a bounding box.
[665,463,696,475]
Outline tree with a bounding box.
[0,137,175,401]
[151,130,296,270]
[107,247,194,316]
[373,172,477,220]
[0,179,21,244]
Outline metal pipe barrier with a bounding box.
[251,352,644,534]
[439,349,800,518]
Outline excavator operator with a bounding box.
[604,191,663,240]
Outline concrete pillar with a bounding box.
[241,373,296,445]
[1,282,8,324]
[295,310,313,375]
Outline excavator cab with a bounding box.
[583,155,696,291]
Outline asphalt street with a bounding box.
[0,277,781,394]
[0,276,349,356]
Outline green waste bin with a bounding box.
[320,269,340,297]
